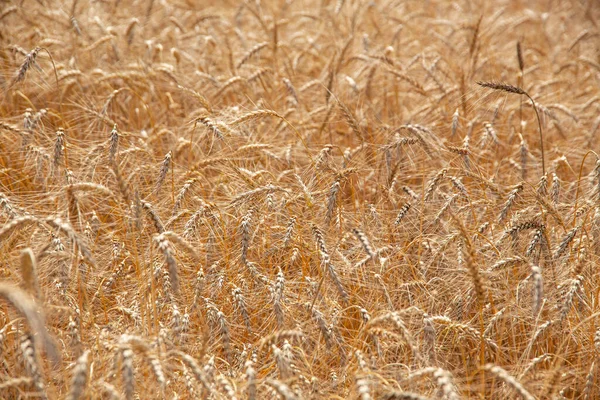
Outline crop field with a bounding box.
[0,0,599,398]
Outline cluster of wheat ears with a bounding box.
[0,0,599,398]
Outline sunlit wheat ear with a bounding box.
[0,5,17,22]
[499,182,523,222]
[398,125,435,157]
[0,191,17,219]
[530,265,543,316]
[120,346,135,400]
[265,379,298,400]
[282,216,296,249]
[111,161,132,204]
[181,364,197,397]
[258,330,304,352]
[338,100,365,141]
[315,144,333,170]
[325,180,341,223]
[408,368,459,400]
[353,375,372,400]
[490,256,526,271]
[124,17,139,44]
[13,47,40,84]
[178,84,212,113]
[451,108,459,136]
[122,336,166,390]
[230,184,288,206]
[52,128,66,175]
[237,41,269,68]
[108,124,119,164]
[526,318,552,353]
[230,109,283,126]
[559,275,583,322]
[0,283,59,363]
[66,350,90,400]
[245,361,257,400]
[518,354,552,380]
[44,218,95,265]
[477,81,545,175]
[215,374,237,398]
[154,233,179,293]
[536,173,548,196]
[205,299,231,361]
[432,194,456,225]
[583,361,596,400]
[20,334,46,398]
[169,350,210,391]
[269,268,286,328]
[309,224,337,305]
[0,377,34,391]
[484,364,535,400]
[353,228,375,259]
[282,77,299,104]
[535,191,566,228]
[155,150,172,193]
[553,224,580,260]
[192,115,228,139]
[141,200,164,233]
[20,248,40,299]
[173,177,198,214]
[240,208,254,266]
[450,214,485,305]
[231,285,251,331]
[368,312,419,361]
[161,231,200,261]
[271,344,293,379]
[424,168,447,201]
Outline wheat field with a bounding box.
[0,0,599,398]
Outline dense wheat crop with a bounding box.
[0,0,599,398]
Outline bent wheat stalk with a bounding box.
[477,81,545,175]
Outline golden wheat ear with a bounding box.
[0,283,60,364]
[19,248,40,300]
[477,80,545,175]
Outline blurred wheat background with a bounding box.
[0,0,599,398]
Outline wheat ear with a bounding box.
[477,81,545,175]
